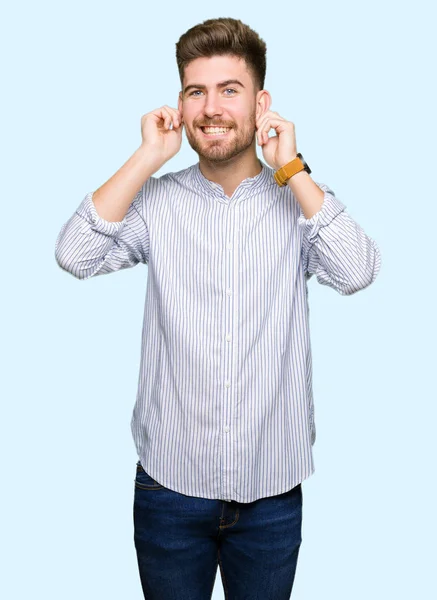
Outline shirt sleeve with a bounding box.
[297,182,381,295]
[54,184,150,280]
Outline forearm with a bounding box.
[286,170,325,220]
[92,144,163,222]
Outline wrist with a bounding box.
[274,153,311,187]
[275,155,297,171]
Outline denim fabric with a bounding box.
[133,460,303,599]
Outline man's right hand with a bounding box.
[140,106,184,166]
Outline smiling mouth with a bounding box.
[200,126,232,137]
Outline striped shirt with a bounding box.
[54,159,381,503]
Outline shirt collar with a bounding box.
[191,159,276,203]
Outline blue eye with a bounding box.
[189,88,237,96]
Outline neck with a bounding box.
[198,149,262,198]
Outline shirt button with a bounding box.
[227,242,232,250]
[225,380,231,388]
[224,425,230,433]
[226,288,232,296]
[226,333,232,342]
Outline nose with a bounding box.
[203,92,224,119]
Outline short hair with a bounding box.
[176,17,267,94]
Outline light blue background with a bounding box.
[2,1,436,598]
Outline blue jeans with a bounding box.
[133,460,303,599]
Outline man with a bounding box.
[55,17,381,600]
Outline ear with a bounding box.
[178,92,183,115]
[256,89,271,121]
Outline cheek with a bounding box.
[237,112,255,128]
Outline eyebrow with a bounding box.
[183,79,245,95]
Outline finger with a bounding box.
[173,108,184,126]
[168,107,182,128]
[255,118,264,144]
[256,111,272,129]
[258,116,288,143]
[159,107,174,130]
[256,116,270,144]
[163,106,183,129]
[160,107,181,130]
[256,111,289,144]
[257,115,276,142]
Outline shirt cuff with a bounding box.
[297,183,347,244]
[75,192,127,238]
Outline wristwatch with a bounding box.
[273,153,311,186]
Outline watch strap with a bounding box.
[273,153,310,186]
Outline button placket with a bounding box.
[220,200,240,501]
[230,202,241,430]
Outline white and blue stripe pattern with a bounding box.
[55,159,381,503]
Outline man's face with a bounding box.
[179,55,268,163]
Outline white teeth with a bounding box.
[202,127,231,134]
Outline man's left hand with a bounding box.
[255,110,298,171]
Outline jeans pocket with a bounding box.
[135,461,164,490]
